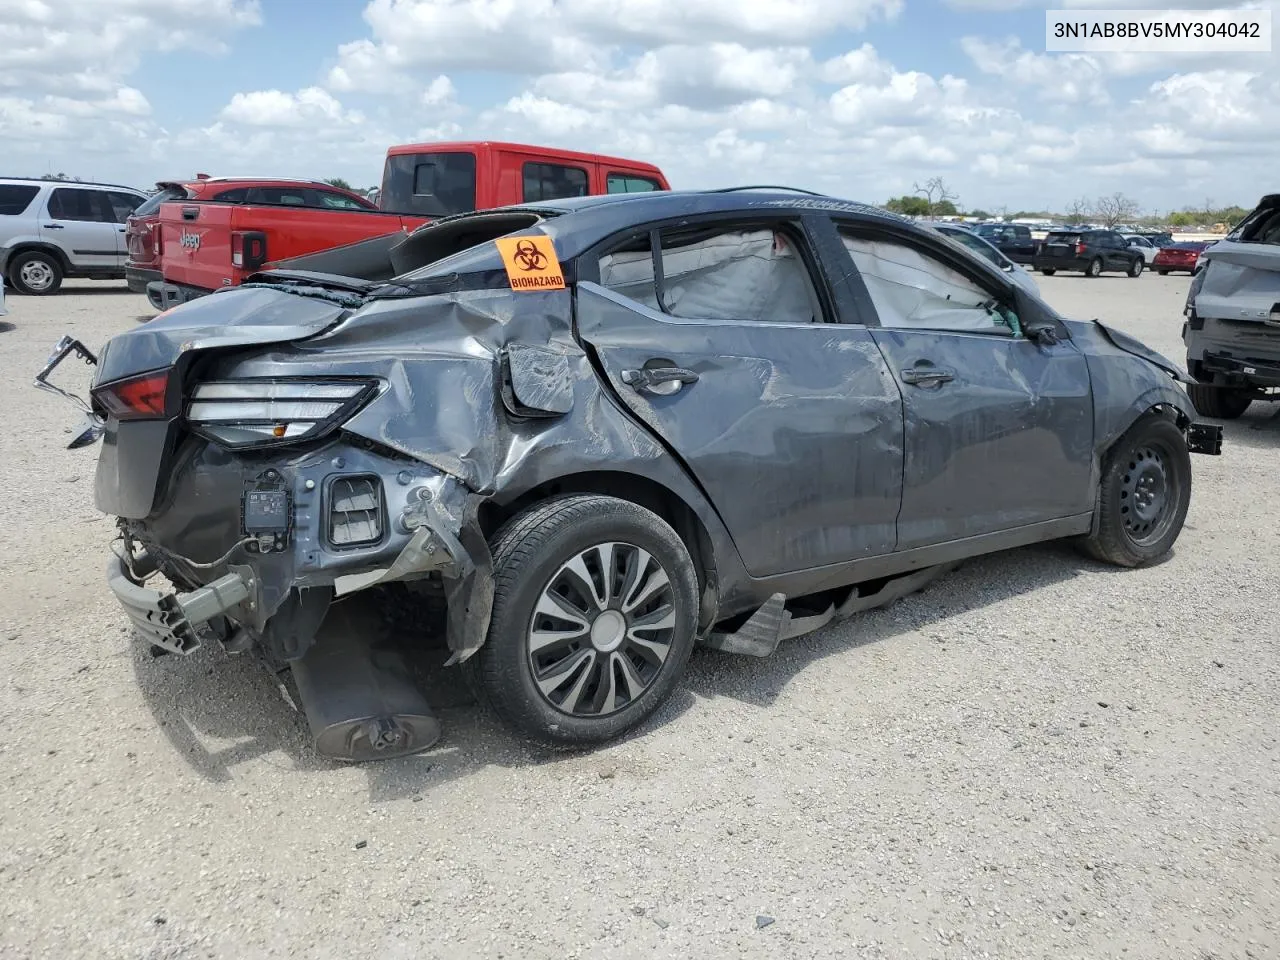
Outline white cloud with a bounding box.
[961,36,1108,105]
[220,87,362,128]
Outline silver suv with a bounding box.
[0,178,149,295]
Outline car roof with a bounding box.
[0,176,143,192]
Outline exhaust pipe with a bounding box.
[290,597,441,762]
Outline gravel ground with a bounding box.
[0,274,1276,960]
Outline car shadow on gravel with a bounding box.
[1216,406,1280,449]
[0,321,14,334]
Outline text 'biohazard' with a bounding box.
[496,235,566,291]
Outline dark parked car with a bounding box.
[1034,229,1147,277]
[1153,241,1210,275]
[36,190,1223,762]
[1182,193,1280,419]
[971,222,1038,263]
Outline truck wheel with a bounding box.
[9,250,63,295]
[1127,258,1144,277]
[1077,414,1191,568]
[1039,268,1056,276]
[1157,269,1169,276]
[464,494,699,747]
[1085,257,1103,278]
[1187,382,1252,419]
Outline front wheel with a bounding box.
[9,250,63,295]
[1077,414,1191,568]
[1085,257,1103,278]
[1039,268,1056,276]
[1187,382,1252,419]
[465,494,699,747]
[1128,258,1144,277]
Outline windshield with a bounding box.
[381,152,477,217]
[131,184,189,218]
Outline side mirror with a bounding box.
[1025,323,1060,345]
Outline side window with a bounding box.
[316,190,369,210]
[598,221,825,324]
[249,187,312,206]
[522,163,588,203]
[107,191,142,223]
[606,173,660,194]
[1014,226,1031,241]
[47,188,111,222]
[212,188,248,203]
[837,226,1021,336]
[0,184,40,216]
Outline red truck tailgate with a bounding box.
[158,202,428,292]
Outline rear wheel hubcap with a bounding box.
[527,541,677,718]
[20,260,54,290]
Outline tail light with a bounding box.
[1075,241,1087,255]
[185,378,378,448]
[231,230,267,271]
[92,370,171,420]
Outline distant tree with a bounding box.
[967,208,992,220]
[40,172,72,181]
[1065,197,1091,225]
[1094,193,1141,228]
[884,195,930,216]
[912,176,959,219]
[1168,211,1197,227]
[323,177,354,191]
[934,199,959,217]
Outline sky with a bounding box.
[0,0,1276,215]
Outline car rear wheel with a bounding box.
[1157,269,1168,276]
[9,250,63,295]
[1127,258,1144,277]
[1077,414,1191,568]
[1085,257,1103,278]
[1039,268,1056,276]
[1187,382,1252,419]
[464,494,699,747]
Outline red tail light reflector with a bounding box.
[94,370,170,420]
[231,231,267,271]
[1075,241,1087,255]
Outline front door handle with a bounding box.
[43,223,65,230]
[621,366,699,395]
[901,366,955,385]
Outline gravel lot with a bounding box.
[1,274,1276,960]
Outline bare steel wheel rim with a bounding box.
[1119,444,1177,546]
[20,259,55,291]
[527,541,677,718]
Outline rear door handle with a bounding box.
[43,223,64,229]
[621,366,699,394]
[901,366,955,385]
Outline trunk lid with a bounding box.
[94,286,351,519]
[1193,239,1280,325]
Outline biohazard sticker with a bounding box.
[495,235,566,291]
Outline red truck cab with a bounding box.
[126,177,376,294]
[147,142,669,310]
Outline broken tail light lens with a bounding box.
[93,370,171,420]
[185,378,378,448]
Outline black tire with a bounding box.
[1128,258,1144,277]
[1077,414,1191,568]
[1085,257,1103,278]
[1157,269,1169,276]
[1039,268,1056,276]
[463,494,699,747]
[1187,381,1252,419]
[8,250,63,295]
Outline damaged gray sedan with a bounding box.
[37,190,1224,762]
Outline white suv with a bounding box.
[0,178,149,295]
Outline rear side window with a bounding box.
[0,184,41,215]
[606,173,660,194]
[131,184,190,218]
[944,230,1004,267]
[212,188,248,203]
[316,190,373,210]
[523,163,589,203]
[381,152,477,217]
[598,221,825,324]
[107,191,143,223]
[1013,226,1031,239]
[47,188,111,222]
[250,187,311,206]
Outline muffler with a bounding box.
[290,596,441,762]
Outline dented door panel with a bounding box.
[576,282,905,578]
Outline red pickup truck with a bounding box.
[146,141,669,309]
[124,176,377,295]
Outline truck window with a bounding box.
[0,184,40,215]
[606,174,660,194]
[132,184,190,217]
[212,188,248,203]
[316,190,374,210]
[381,152,477,217]
[250,187,311,206]
[522,163,588,203]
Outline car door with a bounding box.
[829,218,1094,550]
[40,187,120,269]
[574,213,906,578]
[106,191,143,268]
[1102,232,1128,270]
